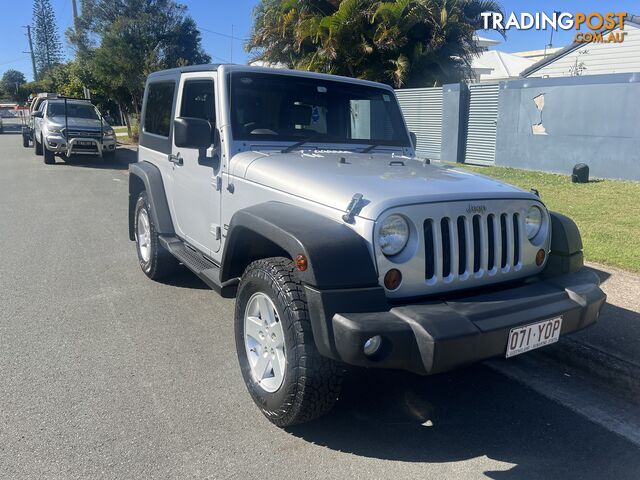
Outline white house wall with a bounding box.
[528,23,640,77]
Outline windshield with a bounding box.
[230,72,410,147]
[48,102,100,120]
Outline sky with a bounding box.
[0,0,638,81]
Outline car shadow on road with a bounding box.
[56,146,137,171]
[157,265,210,290]
[287,365,640,479]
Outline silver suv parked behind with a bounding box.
[128,64,605,427]
[32,98,116,164]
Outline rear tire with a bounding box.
[22,134,30,148]
[34,135,43,156]
[43,146,55,165]
[235,257,344,427]
[134,191,178,280]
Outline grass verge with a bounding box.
[456,164,640,273]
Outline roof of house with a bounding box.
[521,14,640,77]
[472,50,536,80]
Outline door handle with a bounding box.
[168,153,183,166]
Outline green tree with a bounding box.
[0,70,27,101]
[32,0,64,79]
[67,0,210,135]
[247,0,504,87]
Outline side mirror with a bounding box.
[409,131,417,149]
[174,117,212,149]
[32,111,43,118]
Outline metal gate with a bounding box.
[396,87,443,159]
[464,83,500,165]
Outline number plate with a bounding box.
[506,317,563,358]
[76,140,93,146]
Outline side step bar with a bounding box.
[159,236,239,298]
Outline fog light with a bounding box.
[536,249,546,266]
[364,335,382,357]
[384,269,402,290]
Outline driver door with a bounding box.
[168,73,221,256]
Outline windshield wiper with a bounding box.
[360,143,382,153]
[281,134,320,153]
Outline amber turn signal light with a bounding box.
[536,249,546,266]
[295,254,308,271]
[384,269,402,290]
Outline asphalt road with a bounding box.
[1,119,639,479]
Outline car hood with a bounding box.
[49,117,104,129]
[232,150,537,220]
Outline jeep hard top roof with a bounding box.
[146,64,395,91]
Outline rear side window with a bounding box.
[144,82,175,137]
[180,80,215,124]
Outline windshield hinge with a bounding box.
[211,175,222,191]
[342,193,364,224]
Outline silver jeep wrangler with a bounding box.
[129,65,605,427]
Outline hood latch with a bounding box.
[342,193,364,224]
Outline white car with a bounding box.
[128,64,605,427]
[32,98,116,164]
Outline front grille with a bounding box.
[424,211,522,282]
[63,129,102,139]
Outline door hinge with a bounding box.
[212,176,222,191]
[210,225,221,240]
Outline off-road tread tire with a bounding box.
[43,146,55,164]
[134,191,178,280]
[235,257,344,427]
[34,135,43,156]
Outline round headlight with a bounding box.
[378,215,409,256]
[525,206,543,240]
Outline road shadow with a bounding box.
[585,265,612,284]
[56,147,137,171]
[287,365,640,479]
[157,264,210,290]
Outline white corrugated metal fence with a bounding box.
[396,87,443,159]
[464,83,500,165]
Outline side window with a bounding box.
[144,82,175,137]
[180,80,215,124]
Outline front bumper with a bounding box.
[45,135,116,156]
[305,268,605,375]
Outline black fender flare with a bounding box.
[543,211,584,277]
[220,202,379,289]
[128,162,175,241]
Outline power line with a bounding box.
[0,55,30,68]
[199,26,247,42]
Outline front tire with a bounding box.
[134,191,178,280]
[34,135,43,156]
[235,257,343,427]
[43,146,55,164]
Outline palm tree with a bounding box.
[247,0,504,87]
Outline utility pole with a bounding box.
[23,25,38,81]
[71,0,79,31]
